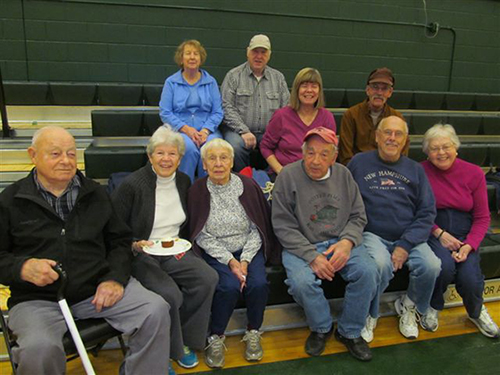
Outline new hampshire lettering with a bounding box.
[378,170,410,184]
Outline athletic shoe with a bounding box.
[204,334,226,368]
[177,345,199,368]
[242,329,264,361]
[420,307,439,332]
[394,295,419,339]
[168,361,176,375]
[469,305,500,338]
[360,316,378,343]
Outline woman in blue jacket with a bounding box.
[160,40,224,182]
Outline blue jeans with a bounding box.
[282,239,378,339]
[203,249,268,335]
[179,130,222,182]
[222,128,263,172]
[429,209,485,318]
[362,232,441,317]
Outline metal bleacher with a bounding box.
[1,81,500,334]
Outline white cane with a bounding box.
[54,264,96,375]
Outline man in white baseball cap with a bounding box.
[221,34,290,171]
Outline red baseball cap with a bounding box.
[303,127,339,146]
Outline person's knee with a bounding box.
[142,293,171,327]
[198,266,219,294]
[285,271,318,297]
[18,335,65,363]
[217,278,240,297]
[159,285,183,311]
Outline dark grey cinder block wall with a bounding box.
[0,0,498,92]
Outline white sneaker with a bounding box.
[420,307,439,332]
[204,334,227,368]
[241,330,263,361]
[469,305,500,338]
[394,295,419,339]
[360,316,378,343]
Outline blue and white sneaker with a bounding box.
[177,346,199,368]
[168,361,176,375]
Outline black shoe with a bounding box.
[305,327,333,356]
[334,329,372,362]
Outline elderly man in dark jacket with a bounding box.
[0,126,170,375]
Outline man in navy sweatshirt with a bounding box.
[348,116,441,342]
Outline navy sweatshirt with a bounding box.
[347,151,436,252]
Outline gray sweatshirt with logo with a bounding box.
[272,160,367,263]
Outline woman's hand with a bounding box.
[181,125,203,147]
[199,128,210,146]
[453,244,472,263]
[132,240,154,253]
[265,154,283,174]
[229,258,246,291]
[434,229,463,251]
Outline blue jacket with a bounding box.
[159,69,224,133]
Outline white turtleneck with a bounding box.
[149,171,186,240]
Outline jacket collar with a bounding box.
[169,69,212,85]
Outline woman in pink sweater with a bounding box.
[260,68,336,176]
[421,123,499,338]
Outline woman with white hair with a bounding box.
[421,123,499,338]
[112,127,218,374]
[187,138,280,369]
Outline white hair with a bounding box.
[147,125,185,157]
[200,138,234,160]
[422,123,461,154]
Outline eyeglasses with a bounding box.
[379,129,406,139]
[368,83,392,92]
[429,144,454,153]
[206,154,231,164]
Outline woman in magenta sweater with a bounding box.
[421,124,499,338]
[260,67,336,175]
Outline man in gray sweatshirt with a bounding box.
[272,127,377,362]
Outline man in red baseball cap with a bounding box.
[272,126,376,362]
[338,67,407,165]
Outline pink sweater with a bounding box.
[260,106,336,167]
[421,158,490,250]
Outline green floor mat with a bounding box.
[193,333,500,375]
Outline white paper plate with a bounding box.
[143,238,192,256]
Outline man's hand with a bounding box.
[229,258,246,291]
[20,258,59,287]
[453,244,472,263]
[310,254,335,281]
[92,281,124,312]
[323,239,353,272]
[392,246,408,271]
[241,132,257,149]
[132,240,154,253]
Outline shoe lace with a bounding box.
[242,330,262,350]
[400,304,418,327]
[205,336,227,355]
[366,317,377,330]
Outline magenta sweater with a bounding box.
[421,158,490,250]
[260,106,336,167]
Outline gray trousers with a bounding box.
[9,277,170,375]
[132,250,218,359]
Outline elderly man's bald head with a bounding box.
[375,116,409,163]
[28,126,77,194]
